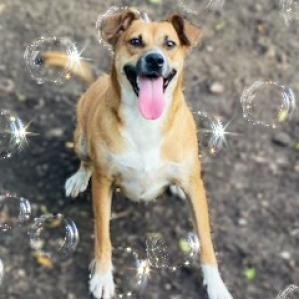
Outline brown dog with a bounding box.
[53,9,233,299]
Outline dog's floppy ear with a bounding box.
[101,8,141,46]
[168,14,202,49]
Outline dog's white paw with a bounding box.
[89,270,115,299]
[65,168,91,198]
[169,185,186,200]
[202,265,233,299]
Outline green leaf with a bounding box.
[148,0,162,4]
[179,239,192,255]
[244,268,257,281]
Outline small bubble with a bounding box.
[277,284,299,299]
[177,0,225,15]
[111,247,148,298]
[24,36,79,84]
[0,110,29,159]
[280,0,299,25]
[241,81,296,128]
[0,193,31,232]
[198,112,239,156]
[146,233,169,269]
[28,213,79,261]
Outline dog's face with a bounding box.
[101,10,202,120]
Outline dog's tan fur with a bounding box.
[48,9,232,299]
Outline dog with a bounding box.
[46,8,233,299]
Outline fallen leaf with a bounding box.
[35,254,54,269]
[244,267,257,281]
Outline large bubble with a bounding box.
[24,36,81,84]
[28,213,79,261]
[96,6,142,55]
[145,231,200,272]
[241,81,296,128]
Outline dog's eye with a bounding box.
[129,37,144,48]
[165,40,177,49]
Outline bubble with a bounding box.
[0,192,31,232]
[146,233,169,269]
[177,0,225,15]
[277,285,299,299]
[0,258,3,285]
[198,111,239,156]
[145,232,200,271]
[96,6,142,55]
[110,247,149,298]
[0,110,28,159]
[28,213,79,261]
[24,36,80,84]
[241,81,296,128]
[280,0,299,25]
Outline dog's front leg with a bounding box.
[183,172,233,299]
[89,173,115,299]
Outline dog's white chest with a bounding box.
[110,103,176,201]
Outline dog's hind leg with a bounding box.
[65,127,92,198]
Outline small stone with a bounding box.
[209,82,224,95]
[65,141,74,149]
[272,132,292,147]
[238,218,247,226]
[0,78,15,95]
[17,93,27,102]
[280,251,291,260]
[47,128,64,138]
[294,162,299,173]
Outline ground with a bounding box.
[0,0,299,298]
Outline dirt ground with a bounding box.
[0,0,299,298]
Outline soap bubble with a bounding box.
[24,36,80,84]
[145,232,200,272]
[0,110,29,159]
[110,246,150,298]
[277,285,299,299]
[96,6,142,55]
[0,258,4,285]
[0,192,31,232]
[241,81,296,128]
[280,0,299,25]
[198,111,239,156]
[28,213,79,261]
[177,0,225,15]
[146,233,169,269]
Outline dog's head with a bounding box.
[101,9,202,120]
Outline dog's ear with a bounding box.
[168,14,202,49]
[101,8,141,46]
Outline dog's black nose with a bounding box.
[145,53,165,70]
[137,52,166,78]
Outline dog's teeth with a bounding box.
[136,77,141,88]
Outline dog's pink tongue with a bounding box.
[138,77,165,120]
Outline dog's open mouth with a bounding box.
[124,65,177,120]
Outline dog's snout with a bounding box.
[137,52,167,78]
[145,53,165,69]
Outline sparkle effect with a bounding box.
[201,117,239,155]
[10,118,37,150]
[65,45,90,78]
